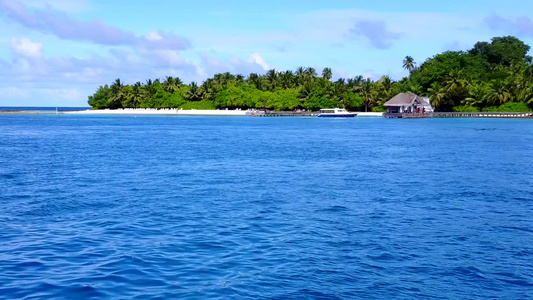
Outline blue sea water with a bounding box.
[0,107,89,112]
[0,115,532,299]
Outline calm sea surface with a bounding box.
[0,115,532,299]
[0,107,90,112]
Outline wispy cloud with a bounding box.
[1,35,272,105]
[20,0,91,13]
[0,0,190,50]
[0,87,30,99]
[198,52,271,77]
[296,9,484,43]
[484,15,533,37]
[1,37,200,103]
[348,20,402,49]
[10,37,43,58]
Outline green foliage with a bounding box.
[469,36,531,66]
[410,51,488,91]
[88,84,111,109]
[408,36,533,111]
[453,106,479,112]
[343,92,364,111]
[179,101,217,110]
[87,36,533,113]
[482,102,532,112]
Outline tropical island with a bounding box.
[88,36,533,113]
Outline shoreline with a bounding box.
[64,108,249,116]
[1,108,384,117]
[62,109,384,117]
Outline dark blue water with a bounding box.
[0,115,532,299]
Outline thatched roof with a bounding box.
[384,93,423,107]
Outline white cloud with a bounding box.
[150,50,189,66]
[199,53,228,76]
[10,37,43,58]
[41,88,82,101]
[363,71,380,80]
[0,87,30,98]
[293,9,486,44]
[146,31,163,41]
[198,51,272,77]
[247,52,270,70]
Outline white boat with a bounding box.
[318,108,357,118]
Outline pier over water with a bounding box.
[384,112,533,119]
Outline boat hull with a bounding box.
[318,114,357,118]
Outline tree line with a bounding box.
[88,36,533,112]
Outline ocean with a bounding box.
[0,107,90,112]
[0,114,531,299]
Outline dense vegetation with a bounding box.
[88,36,533,112]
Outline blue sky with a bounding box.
[1,0,533,106]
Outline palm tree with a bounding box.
[305,67,317,78]
[110,78,125,108]
[507,62,531,101]
[163,76,180,93]
[222,72,234,83]
[347,76,364,93]
[322,67,332,81]
[465,82,491,108]
[186,82,203,101]
[408,84,423,95]
[361,79,375,112]
[379,75,393,101]
[353,75,364,84]
[299,81,314,101]
[235,74,245,84]
[201,79,217,101]
[427,82,446,109]
[280,71,294,89]
[127,81,145,108]
[516,86,533,103]
[247,73,264,90]
[380,76,392,91]
[266,69,278,90]
[445,70,468,93]
[403,56,416,73]
[295,66,306,85]
[332,79,346,105]
[213,73,234,89]
[488,81,511,105]
[144,79,156,98]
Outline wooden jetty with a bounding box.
[384,112,533,119]
[383,113,432,119]
[251,110,318,117]
[433,112,533,118]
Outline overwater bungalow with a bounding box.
[383,93,433,118]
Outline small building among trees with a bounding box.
[384,93,433,114]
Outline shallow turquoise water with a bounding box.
[0,115,532,299]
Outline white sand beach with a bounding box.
[64,108,383,117]
[64,108,249,116]
[355,112,384,117]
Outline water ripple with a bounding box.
[0,116,531,299]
